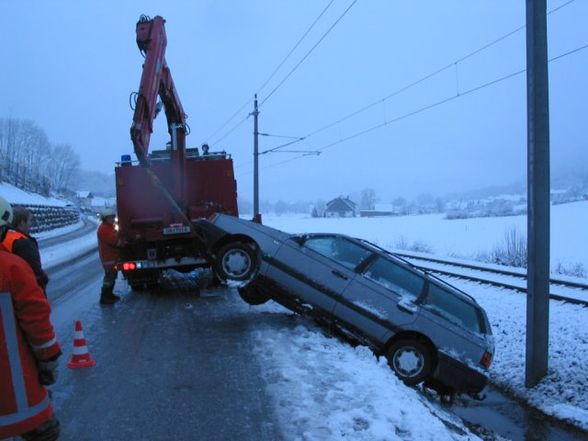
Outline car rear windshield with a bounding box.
[423,283,485,334]
[364,257,425,298]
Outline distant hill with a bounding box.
[446,168,588,202]
[76,170,116,197]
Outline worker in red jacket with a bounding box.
[2,205,49,294]
[97,208,122,304]
[0,196,62,441]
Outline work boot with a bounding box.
[22,416,60,441]
[99,287,120,305]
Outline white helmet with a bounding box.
[0,196,13,227]
[100,208,116,220]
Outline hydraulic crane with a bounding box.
[130,14,187,204]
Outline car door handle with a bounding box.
[331,270,349,280]
[397,300,418,314]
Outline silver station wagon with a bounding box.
[198,214,494,396]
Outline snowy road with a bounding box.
[47,264,280,440]
[38,216,97,249]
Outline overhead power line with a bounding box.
[238,41,588,176]
[252,0,577,153]
[207,0,337,146]
[259,0,358,108]
[259,132,303,139]
[206,97,252,144]
[260,137,306,155]
[210,114,250,146]
[257,0,336,95]
[230,0,577,158]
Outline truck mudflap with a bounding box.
[432,352,488,394]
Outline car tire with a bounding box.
[238,284,270,305]
[386,339,432,386]
[215,242,258,282]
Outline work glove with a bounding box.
[38,360,59,385]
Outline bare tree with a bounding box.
[47,143,80,190]
[0,117,83,195]
[360,188,378,210]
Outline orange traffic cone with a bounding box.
[67,320,96,369]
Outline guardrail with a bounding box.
[19,204,80,234]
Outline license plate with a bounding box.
[163,226,191,235]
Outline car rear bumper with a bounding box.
[433,352,488,393]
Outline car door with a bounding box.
[332,254,425,344]
[265,234,371,317]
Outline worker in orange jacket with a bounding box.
[97,209,123,304]
[0,196,62,441]
[2,205,49,294]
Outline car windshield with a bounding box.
[423,283,484,334]
[304,236,372,270]
[363,256,424,298]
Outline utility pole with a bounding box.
[252,94,260,221]
[525,0,550,388]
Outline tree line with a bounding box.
[0,117,80,195]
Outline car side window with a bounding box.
[423,283,482,334]
[363,256,424,299]
[304,236,372,270]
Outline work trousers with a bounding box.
[101,266,118,290]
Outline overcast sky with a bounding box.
[1,1,587,202]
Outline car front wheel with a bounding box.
[386,339,432,386]
[215,242,258,283]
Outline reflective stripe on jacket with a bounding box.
[0,245,61,438]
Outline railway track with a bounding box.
[393,250,588,307]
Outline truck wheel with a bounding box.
[215,242,258,282]
[238,284,270,305]
[129,282,144,291]
[386,339,432,386]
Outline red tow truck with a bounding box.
[115,15,239,289]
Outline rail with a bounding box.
[393,250,588,307]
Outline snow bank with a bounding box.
[249,302,479,440]
[1,182,69,207]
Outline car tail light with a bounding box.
[480,351,493,368]
[122,262,137,271]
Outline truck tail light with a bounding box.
[122,262,137,271]
[480,351,493,368]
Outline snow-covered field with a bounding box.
[262,200,588,274]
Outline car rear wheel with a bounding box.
[238,284,270,305]
[386,339,432,386]
[215,242,258,283]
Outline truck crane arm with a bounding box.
[130,15,187,169]
[128,15,202,241]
